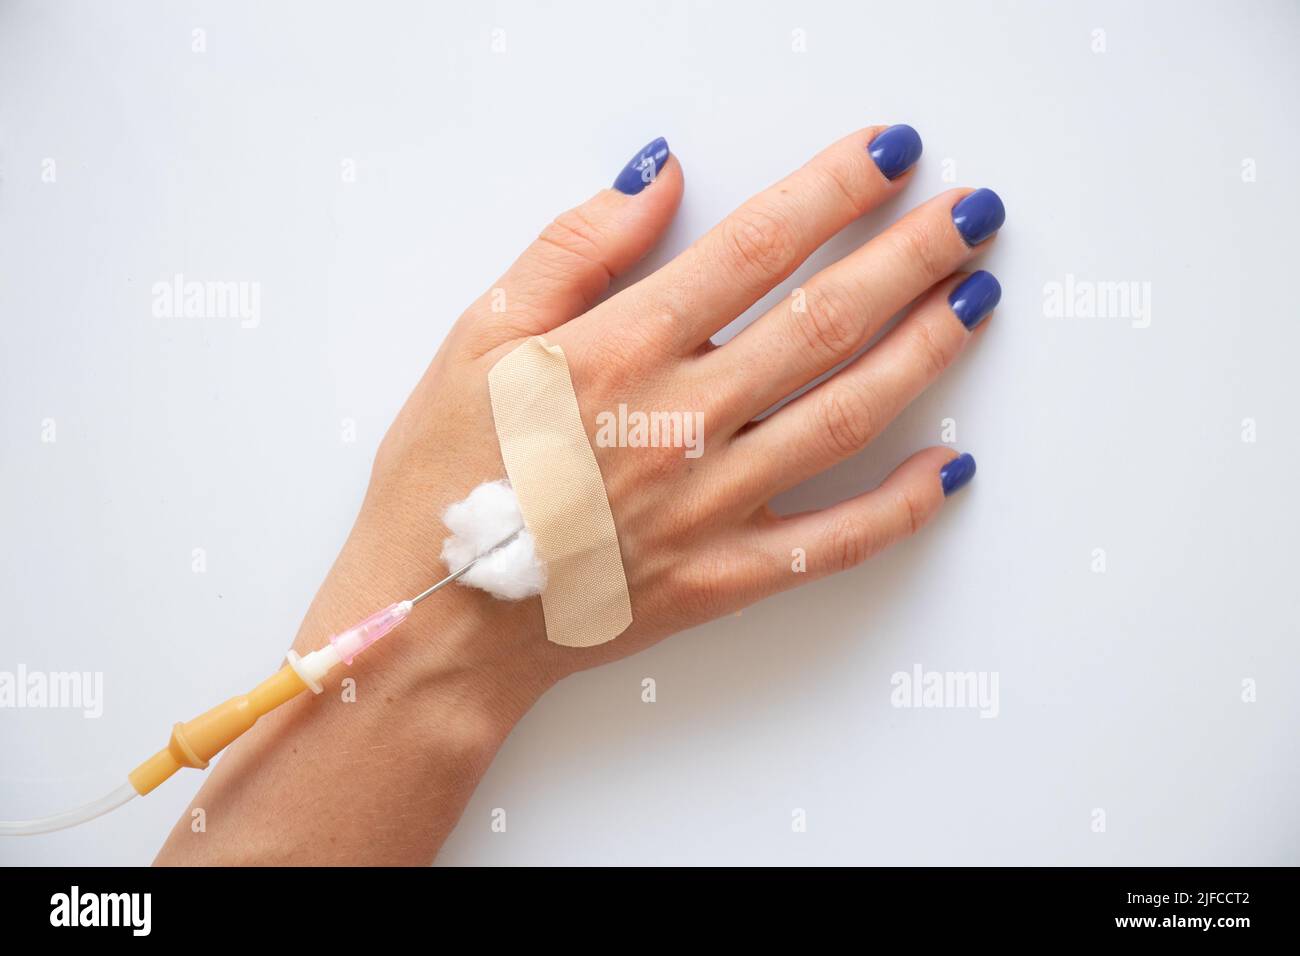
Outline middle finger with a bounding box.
[705,186,1004,429]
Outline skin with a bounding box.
[155,126,995,865]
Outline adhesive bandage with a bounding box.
[487,337,632,648]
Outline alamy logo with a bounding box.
[0,665,102,718]
[890,664,999,718]
[50,886,151,936]
[151,273,261,328]
[1042,273,1151,328]
[594,404,704,459]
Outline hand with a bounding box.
[364,124,1000,672]
[156,125,1002,865]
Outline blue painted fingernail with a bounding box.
[940,452,977,496]
[613,137,670,195]
[951,188,1005,246]
[868,124,922,181]
[948,271,1001,330]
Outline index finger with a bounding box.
[598,125,923,355]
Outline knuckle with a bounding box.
[571,333,662,405]
[896,485,929,537]
[814,386,878,461]
[909,317,953,380]
[811,158,872,218]
[894,217,950,285]
[826,513,875,572]
[719,203,801,282]
[579,332,634,382]
[671,548,735,618]
[538,208,613,279]
[797,283,861,358]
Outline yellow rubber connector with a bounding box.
[128,663,308,795]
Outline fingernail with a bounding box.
[940,452,977,497]
[868,124,922,181]
[948,271,1001,330]
[613,136,670,195]
[951,188,1005,246]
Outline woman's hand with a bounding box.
[374,125,1000,672]
[156,125,1002,865]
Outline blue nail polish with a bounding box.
[940,452,977,496]
[948,271,1001,330]
[868,124,922,181]
[951,188,1005,246]
[613,137,670,195]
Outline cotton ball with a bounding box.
[443,480,523,553]
[441,480,546,600]
[455,532,546,600]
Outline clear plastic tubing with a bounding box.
[0,782,138,836]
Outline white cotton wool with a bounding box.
[440,480,546,600]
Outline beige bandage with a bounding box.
[487,337,632,647]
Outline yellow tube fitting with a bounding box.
[4,599,419,832]
[128,663,308,795]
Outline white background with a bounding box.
[2,0,1297,866]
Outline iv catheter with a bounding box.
[0,528,522,837]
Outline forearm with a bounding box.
[154,512,554,866]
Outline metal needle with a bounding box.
[408,528,522,606]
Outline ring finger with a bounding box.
[706,186,1004,430]
[731,269,1001,501]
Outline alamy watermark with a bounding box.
[50,886,150,936]
[595,403,704,459]
[1043,273,1151,328]
[0,665,102,718]
[151,273,261,328]
[890,664,999,718]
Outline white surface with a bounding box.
[1,0,1297,866]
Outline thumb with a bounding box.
[466,137,683,347]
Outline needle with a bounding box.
[408,527,522,606]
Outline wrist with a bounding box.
[396,587,555,742]
[290,520,554,746]
[158,592,543,865]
